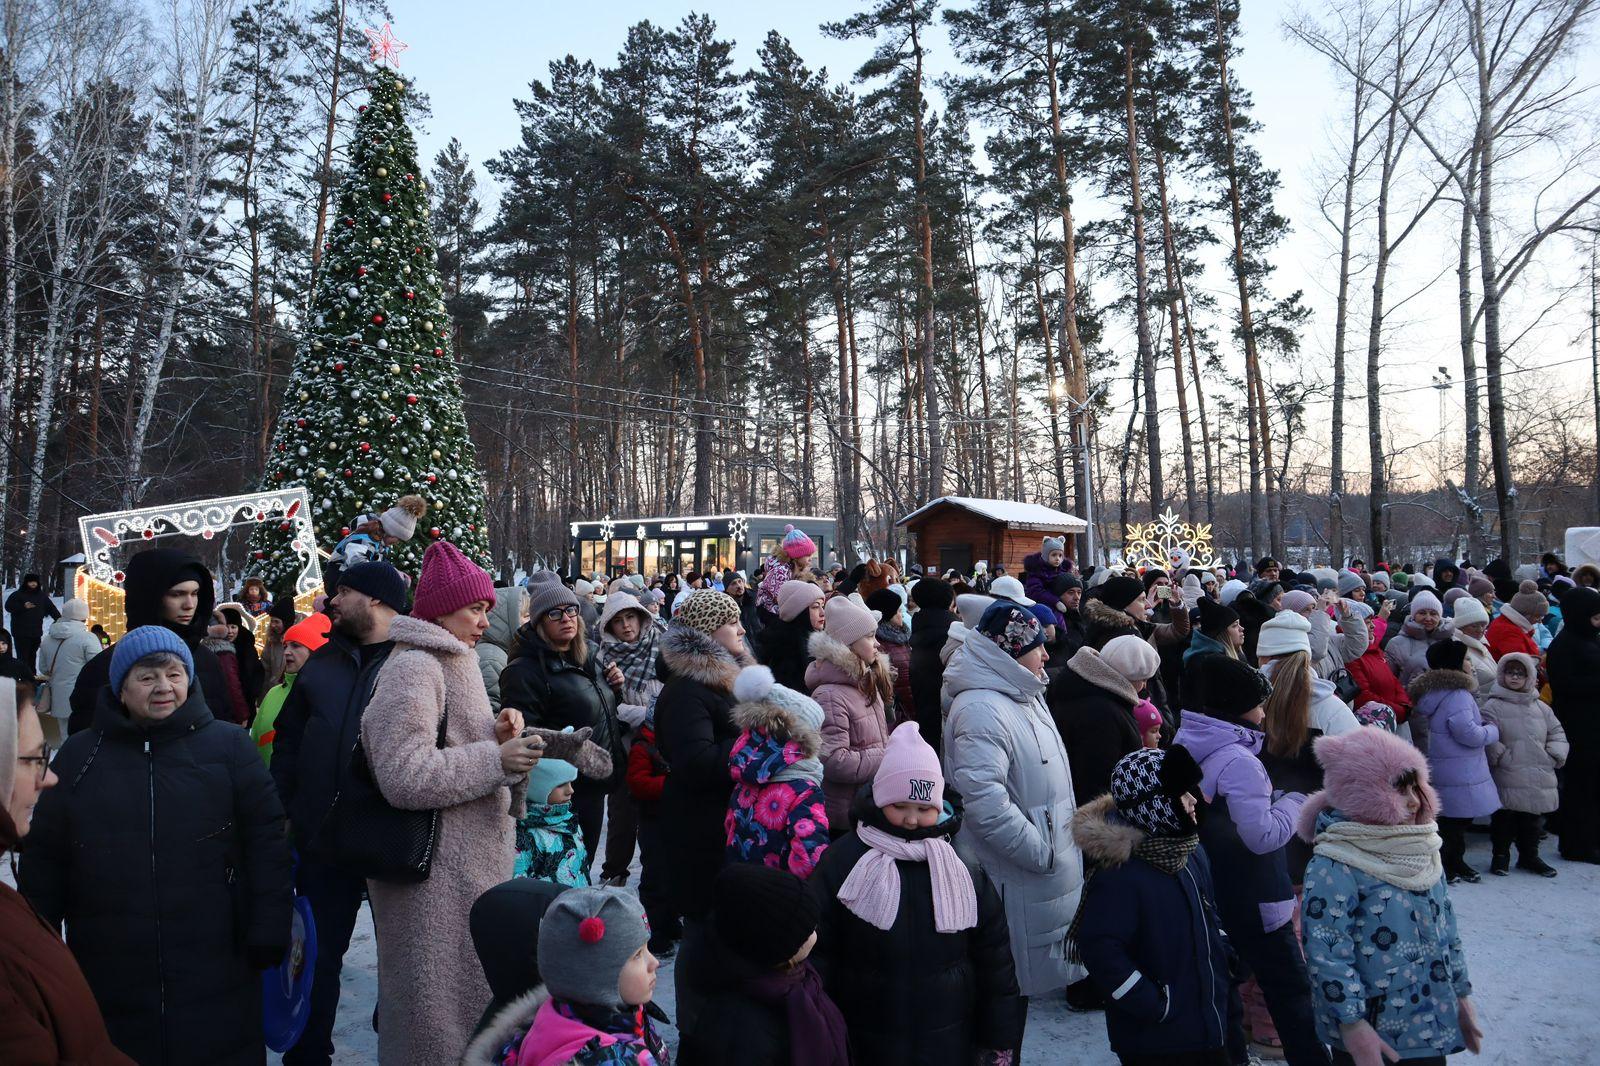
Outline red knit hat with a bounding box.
[410,540,496,621]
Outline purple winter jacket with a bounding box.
[1174,711,1305,933]
[1022,553,1068,630]
[1408,668,1501,819]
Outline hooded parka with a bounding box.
[942,634,1083,996]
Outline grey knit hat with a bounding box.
[525,571,579,620]
[537,887,650,1008]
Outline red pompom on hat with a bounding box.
[578,917,606,944]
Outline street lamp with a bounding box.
[1432,367,1452,474]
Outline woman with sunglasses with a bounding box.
[1,677,134,1063]
[498,572,624,875]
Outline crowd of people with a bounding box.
[2,513,1598,1066]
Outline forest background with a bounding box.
[3,0,1598,583]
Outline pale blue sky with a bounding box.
[382,0,1595,468]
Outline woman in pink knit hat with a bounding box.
[360,540,547,1066]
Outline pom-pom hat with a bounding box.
[1509,580,1548,621]
[780,524,816,560]
[378,494,427,541]
[538,887,651,1009]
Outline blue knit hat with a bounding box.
[526,756,578,806]
[110,625,195,695]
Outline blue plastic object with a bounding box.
[262,893,319,1052]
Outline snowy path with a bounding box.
[265,827,1599,1064]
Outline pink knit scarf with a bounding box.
[837,824,978,933]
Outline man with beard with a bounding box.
[269,561,405,1066]
[66,549,230,735]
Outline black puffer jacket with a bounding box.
[1547,586,1600,755]
[908,608,956,754]
[67,549,229,736]
[20,688,293,1066]
[1047,647,1142,807]
[753,613,816,694]
[1082,597,1185,721]
[498,625,623,791]
[653,623,748,919]
[808,790,1022,1064]
[678,933,818,1066]
[270,632,394,850]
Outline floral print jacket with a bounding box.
[513,802,589,887]
[1301,809,1473,1060]
[725,725,830,879]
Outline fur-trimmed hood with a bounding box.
[1406,666,1477,703]
[731,681,823,759]
[1071,793,1144,868]
[1491,651,1539,696]
[806,628,895,709]
[1083,597,1136,631]
[1063,646,1140,705]
[1296,726,1439,840]
[461,985,550,1064]
[658,621,751,693]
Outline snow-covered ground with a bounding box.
[261,826,1598,1065]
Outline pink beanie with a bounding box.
[777,579,825,622]
[1133,699,1162,734]
[410,540,496,621]
[873,722,943,808]
[823,595,879,646]
[781,524,816,560]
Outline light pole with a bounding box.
[1432,366,1452,478]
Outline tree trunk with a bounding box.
[1213,0,1271,559]
[1122,43,1162,517]
[308,0,346,298]
[1366,92,1403,566]
[1043,1,1090,516]
[1033,270,1070,508]
[909,8,942,499]
[1329,75,1368,568]
[1151,124,1196,516]
[1459,148,1485,559]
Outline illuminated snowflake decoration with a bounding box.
[598,515,615,541]
[635,525,646,540]
[728,515,749,546]
[1123,509,1215,573]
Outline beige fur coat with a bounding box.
[361,615,527,1066]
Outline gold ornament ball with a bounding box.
[380,390,391,400]
[431,449,441,460]
[358,415,370,426]
[316,468,328,479]
[371,238,382,248]
[298,390,309,401]
[376,166,388,177]
[389,363,401,374]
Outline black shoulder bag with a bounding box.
[310,707,448,884]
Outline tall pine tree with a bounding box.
[254,62,490,588]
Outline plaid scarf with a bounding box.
[599,624,661,703]
[1066,831,1199,963]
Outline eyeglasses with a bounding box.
[542,605,581,622]
[18,744,52,783]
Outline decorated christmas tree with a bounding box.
[253,29,490,588]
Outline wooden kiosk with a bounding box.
[897,496,1087,576]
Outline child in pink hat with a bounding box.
[808,721,1022,1063]
[1133,699,1163,749]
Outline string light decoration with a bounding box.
[76,489,326,643]
[1122,509,1216,573]
[727,515,749,548]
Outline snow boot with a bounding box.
[1446,860,1481,884]
[1490,851,1510,876]
[1517,854,1559,878]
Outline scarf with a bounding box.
[600,625,661,701]
[1312,819,1443,891]
[1066,831,1198,963]
[771,752,823,785]
[745,961,850,1066]
[837,823,978,933]
[876,621,909,646]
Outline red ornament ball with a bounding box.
[273,471,285,481]
[360,441,372,452]
[578,917,606,944]
[295,418,306,428]
[333,362,346,372]
[426,474,437,483]
[279,522,291,532]
[250,552,263,562]
[382,193,393,203]
[113,570,126,582]
[142,529,154,540]
[406,394,418,404]
[343,468,354,478]
[413,246,423,255]
[358,105,367,113]
[388,414,398,423]
[357,266,368,276]
[372,313,384,324]
[433,347,443,357]
[404,290,415,300]
[429,526,441,538]
[344,217,355,227]
[404,173,414,182]
[340,527,351,537]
